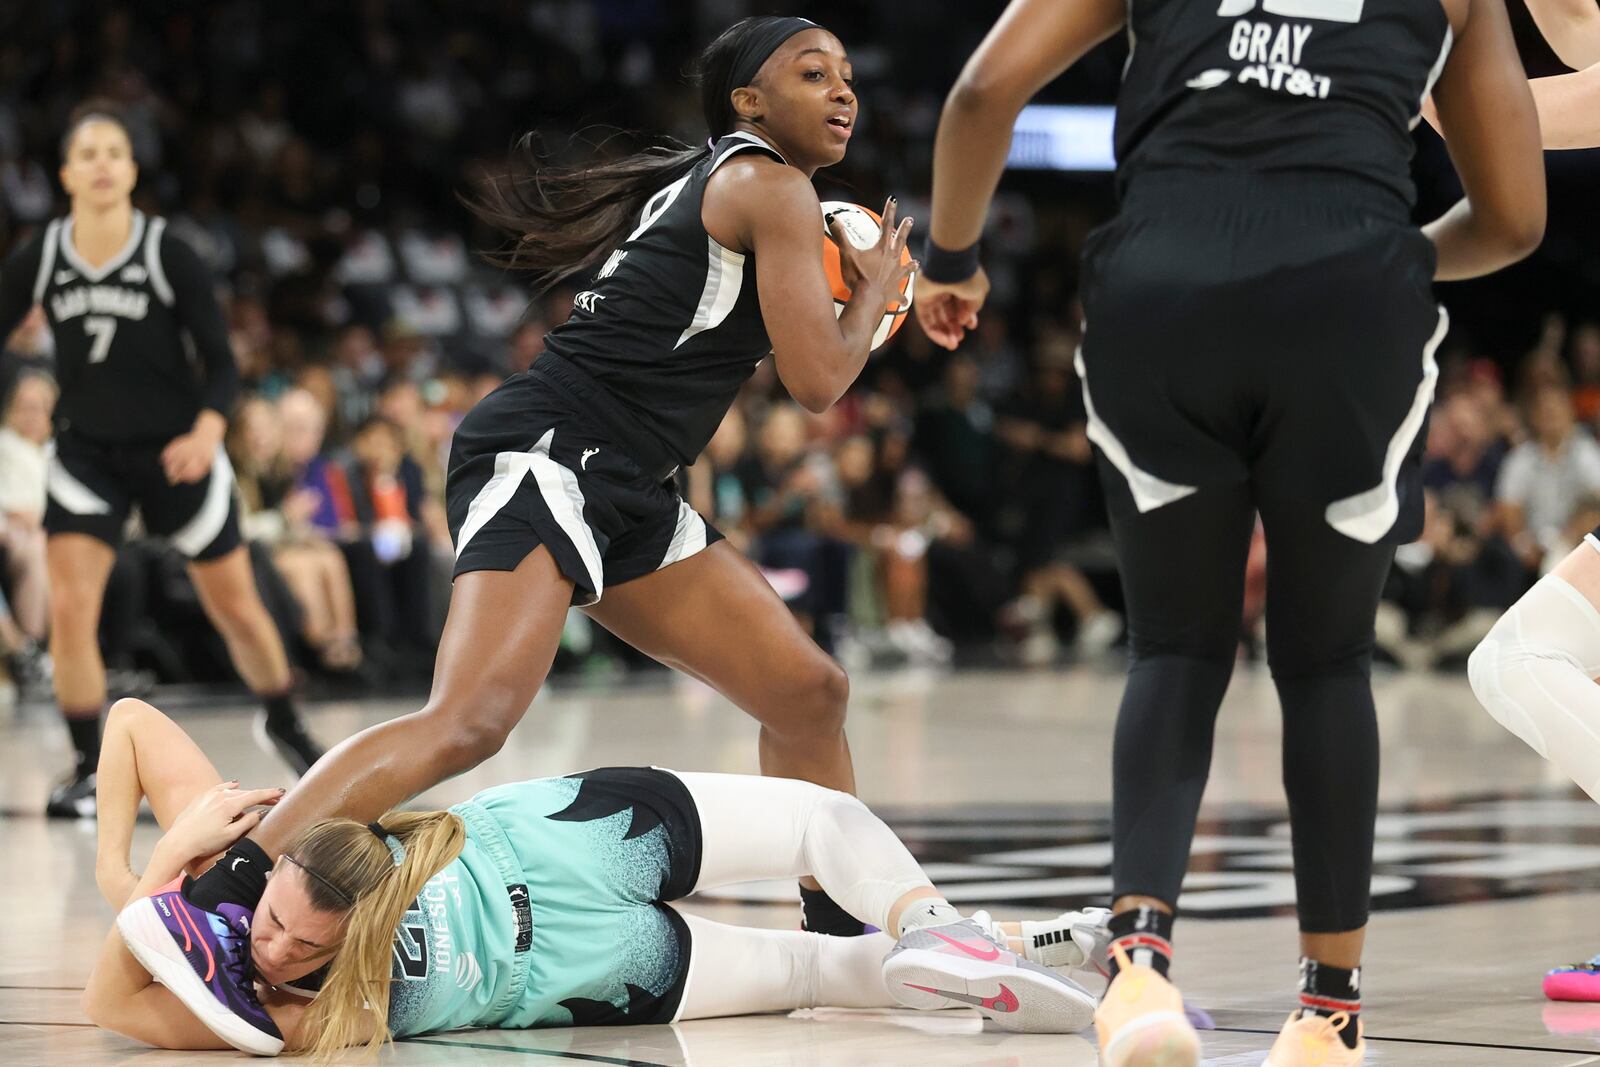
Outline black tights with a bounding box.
[1108,480,1393,933]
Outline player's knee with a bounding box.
[48,581,100,634]
[206,591,265,638]
[422,697,523,774]
[788,656,849,738]
[105,697,155,730]
[1467,625,1557,760]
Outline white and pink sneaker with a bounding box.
[883,917,1097,1033]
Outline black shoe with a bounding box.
[253,711,324,777]
[46,764,97,818]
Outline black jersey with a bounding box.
[542,132,787,469]
[0,210,239,445]
[1114,0,1453,206]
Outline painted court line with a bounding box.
[1216,1025,1593,1056]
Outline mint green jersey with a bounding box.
[383,772,695,1037]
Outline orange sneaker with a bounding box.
[1264,1011,1365,1066]
[1094,943,1201,1067]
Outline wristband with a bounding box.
[921,236,981,283]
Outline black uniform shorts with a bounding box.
[446,355,724,605]
[43,430,242,561]
[1077,170,1445,545]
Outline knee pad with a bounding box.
[1469,573,1600,767]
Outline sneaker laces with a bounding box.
[968,909,1008,949]
[215,913,260,992]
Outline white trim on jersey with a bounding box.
[658,501,709,571]
[59,210,148,282]
[675,238,746,350]
[1325,305,1450,543]
[32,219,62,304]
[170,446,237,557]
[708,131,787,174]
[1410,26,1455,130]
[1074,340,1199,513]
[45,446,113,516]
[528,430,605,599]
[144,216,175,306]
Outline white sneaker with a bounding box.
[884,918,1097,1033]
[1076,611,1123,655]
[888,619,953,664]
[971,907,1113,980]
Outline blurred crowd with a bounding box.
[0,1,1597,697]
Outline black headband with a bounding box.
[281,854,355,908]
[714,17,823,134]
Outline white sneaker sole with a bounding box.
[1100,1008,1201,1067]
[116,897,284,1056]
[884,947,1097,1033]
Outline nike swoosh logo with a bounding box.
[928,929,1002,961]
[904,981,1018,1013]
[231,857,247,871]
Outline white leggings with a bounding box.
[667,772,932,1020]
[1469,557,1600,800]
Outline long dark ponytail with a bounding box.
[463,17,803,293]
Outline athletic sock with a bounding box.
[894,897,963,938]
[64,710,102,770]
[185,839,272,911]
[800,885,866,936]
[261,690,297,728]
[1299,957,1361,1050]
[1108,905,1175,979]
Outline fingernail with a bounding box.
[889,196,897,204]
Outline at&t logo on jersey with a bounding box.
[1189,0,1365,100]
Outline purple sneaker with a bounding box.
[117,877,284,1055]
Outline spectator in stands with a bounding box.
[1494,383,1600,572]
[345,415,436,659]
[994,343,1120,665]
[0,369,54,685]
[913,354,998,538]
[229,397,362,672]
[736,404,848,649]
[1570,321,1600,424]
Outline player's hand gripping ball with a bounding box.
[821,200,916,350]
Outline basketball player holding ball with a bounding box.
[918,0,1543,1064]
[129,17,931,1047]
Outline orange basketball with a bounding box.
[820,200,915,350]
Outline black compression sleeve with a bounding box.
[0,233,45,342]
[160,231,239,419]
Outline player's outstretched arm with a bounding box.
[918,0,1124,350]
[1425,0,1547,280]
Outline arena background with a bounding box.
[6,4,1600,1065]
[2,0,1595,691]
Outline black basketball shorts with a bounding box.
[1076,171,1446,545]
[446,360,723,605]
[44,431,242,561]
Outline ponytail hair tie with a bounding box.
[368,821,406,867]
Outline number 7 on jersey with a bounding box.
[83,315,117,364]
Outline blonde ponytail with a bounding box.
[287,810,466,1058]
